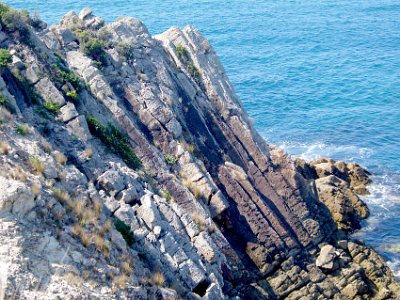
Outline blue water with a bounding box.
[6,0,400,276]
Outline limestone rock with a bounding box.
[316,245,339,271]
[0,177,35,217]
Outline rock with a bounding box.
[35,77,66,106]
[136,193,161,229]
[97,170,126,194]
[79,8,93,20]
[316,245,339,271]
[66,115,91,142]
[156,288,177,300]
[0,177,35,217]
[115,186,139,205]
[315,175,369,230]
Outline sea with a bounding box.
[5,0,400,277]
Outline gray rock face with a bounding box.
[0,6,398,300]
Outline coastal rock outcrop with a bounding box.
[0,5,398,299]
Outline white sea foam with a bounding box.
[277,141,373,163]
[387,259,400,279]
[279,140,400,278]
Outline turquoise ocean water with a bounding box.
[5,0,400,277]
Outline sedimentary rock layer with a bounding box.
[0,6,398,299]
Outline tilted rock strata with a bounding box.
[0,6,398,299]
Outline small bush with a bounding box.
[0,141,9,155]
[76,31,107,66]
[16,124,29,135]
[0,8,31,43]
[52,63,83,91]
[175,44,189,61]
[0,94,16,113]
[150,272,166,287]
[114,219,135,247]
[84,147,93,159]
[164,190,172,203]
[66,90,79,102]
[0,49,11,68]
[30,156,45,176]
[188,62,201,81]
[52,188,71,205]
[54,152,67,165]
[86,116,141,169]
[164,154,178,165]
[43,101,60,114]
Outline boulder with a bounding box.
[316,245,339,271]
[0,177,35,217]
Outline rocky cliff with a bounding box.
[0,5,398,299]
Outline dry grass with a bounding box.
[54,152,67,165]
[151,272,166,287]
[72,201,86,219]
[0,141,9,155]
[93,234,106,252]
[82,270,91,281]
[81,208,96,225]
[84,147,94,159]
[93,198,102,216]
[52,188,71,205]
[31,182,42,198]
[45,179,54,188]
[0,107,12,122]
[186,143,196,154]
[10,166,28,182]
[121,257,132,275]
[79,229,91,247]
[183,179,202,200]
[71,223,83,237]
[166,98,173,106]
[191,212,206,232]
[30,156,45,176]
[42,141,52,153]
[99,219,113,236]
[113,274,128,289]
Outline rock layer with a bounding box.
[0,5,398,299]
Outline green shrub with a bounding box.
[0,49,11,68]
[86,116,141,169]
[0,6,30,43]
[76,31,107,66]
[16,124,29,135]
[175,44,189,61]
[114,219,134,246]
[188,62,201,81]
[164,154,178,165]
[164,190,172,203]
[43,101,60,114]
[52,62,83,91]
[66,90,78,102]
[0,93,15,113]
